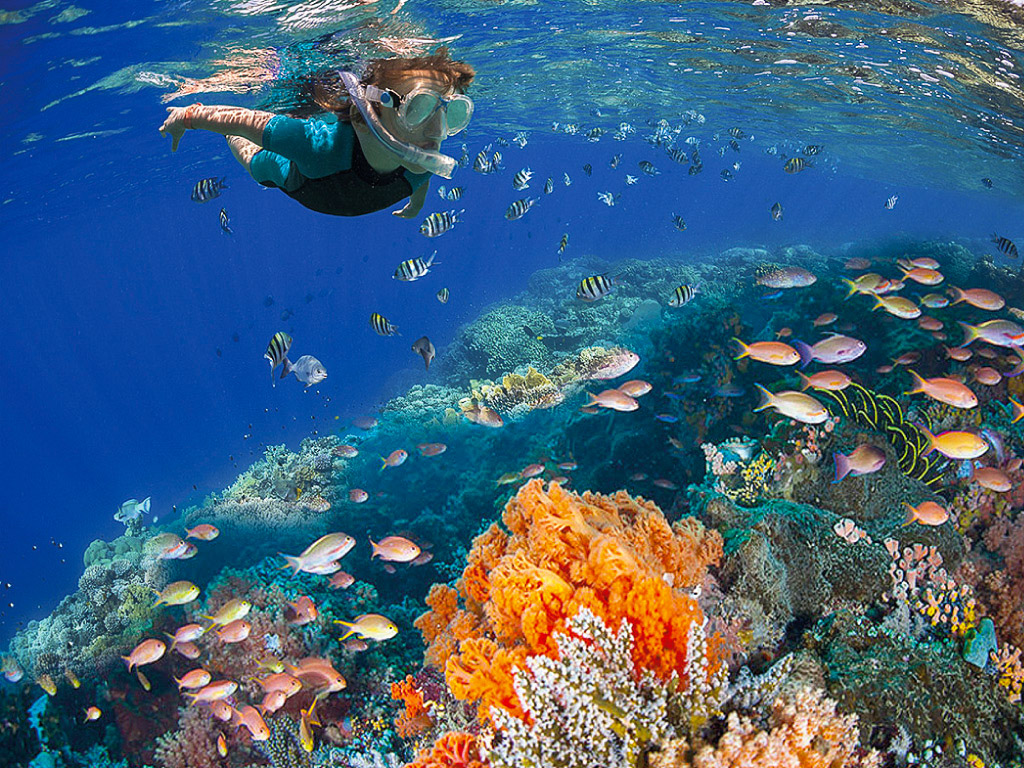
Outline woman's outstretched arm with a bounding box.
[159,104,276,152]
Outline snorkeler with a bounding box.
[158,48,475,218]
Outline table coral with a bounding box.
[415,480,724,726]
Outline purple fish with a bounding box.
[794,334,866,368]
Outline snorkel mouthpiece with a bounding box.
[340,71,457,180]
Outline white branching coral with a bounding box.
[488,607,678,768]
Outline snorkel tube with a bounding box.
[339,70,457,179]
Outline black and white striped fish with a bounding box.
[666,147,688,164]
[784,157,811,173]
[544,177,554,194]
[557,232,569,260]
[436,287,449,304]
[393,251,439,282]
[505,197,538,221]
[437,186,463,201]
[219,207,232,235]
[563,173,572,186]
[669,284,699,307]
[264,331,292,386]
[420,209,464,237]
[728,127,746,139]
[495,136,510,147]
[993,234,1019,258]
[576,274,615,302]
[609,154,622,169]
[638,160,659,176]
[513,131,528,149]
[491,150,503,170]
[370,313,399,336]
[191,176,227,203]
[688,161,703,176]
[458,144,470,168]
[671,214,686,231]
[597,191,620,207]
[803,144,824,156]
[771,202,783,221]
[512,167,533,190]
[473,144,493,174]
[883,195,898,210]
[582,163,592,177]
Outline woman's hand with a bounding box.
[159,105,199,152]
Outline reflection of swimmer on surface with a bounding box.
[158,48,475,218]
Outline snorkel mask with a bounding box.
[339,70,466,179]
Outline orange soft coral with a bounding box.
[391,675,434,738]
[405,731,490,768]
[417,480,725,723]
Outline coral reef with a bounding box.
[415,480,724,726]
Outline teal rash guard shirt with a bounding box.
[249,115,431,217]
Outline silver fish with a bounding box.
[505,197,538,221]
[115,497,151,524]
[283,355,327,388]
[412,336,435,370]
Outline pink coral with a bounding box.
[153,703,225,768]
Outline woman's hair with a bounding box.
[307,46,475,117]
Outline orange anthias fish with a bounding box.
[585,389,639,412]
[617,380,653,397]
[872,295,921,319]
[209,700,234,722]
[417,443,447,457]
[232,705,270,741]
[833,445,886,482]
[174,641,201,659]
[175,668,212,690]
[165,623,205,651]
[348,488,369,503]
[370,536,421,563]
[184,523,219,541]
[333,444,359,458]
[328,571,355,590]
[904,370,977,409]
[280,534,356,574]
[258,672,303,697]
[902,501,949,527]
[152,580,200,608]
[216,619,252,643]
[185,680,238,705]
[122,639,166,671]
[260,690,288,714]
[798,370,852,391]
[945,345,973,362]
[973,367,1001,386]
[380,449,409,469]
[287,657,346,696]
[753,384,828,424]
[83,706,102,722]
[733,339,800,366]
[949,286,1005,311]
[217,733,228,758]
[520,463,546,478]
[972,466,1011,492]
[899,266,944,285]
[300,699,321,753]
[287,596,318,626]
[921,428,989,460]
[813,313,838,327]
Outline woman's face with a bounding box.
[377,70,456,152]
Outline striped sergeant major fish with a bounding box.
[512,131,528,148]
[597,191,620,207]
[771,202,783,221]
[420,209,464,238]
[505,197,538,221]
[472,144,493,173]
[576,274,616,302]
[582,163,592,177]
[557,232,569,261]
[264,332,293,387]
[563,173,572,186]
[393,251,439,282]
[458,144,469,168]
[370,313,399,337]
[544,177,554,194]
[669,284,699,307]
[671,214,686,231]
[609,154,622,169]
[219,208,232,235]
[884,195,898,210]
[436,287,449,304]
[444,187,464,201]
[512,167,533,190]
[666,147,688,164]
[783,157,811,173]
[992,234,1019,258]
[191,177,227,203]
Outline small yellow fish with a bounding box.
[152,580,200,608]
[496,471,522,486]
[65,669,80,689]
[300,699,320,753]
[201,598,252,627]
[136,669,151,691]
[38,674,57,696]
[334,613,399,642]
